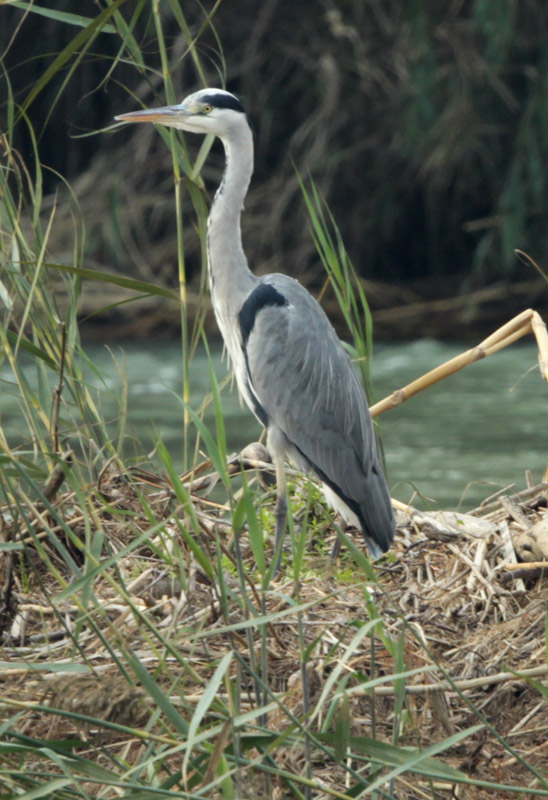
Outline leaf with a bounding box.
[44,262,178,299]
[128,654,190,736]
[0,661,91,673]
[320,725,485,791]
[183,651,233,780]
[53,520,166,602]
[19,0,128,121]
[334,692,350,762]
[6,2,117,32]
[203,336,227,468]
[183,402,229,489]
[0,541,24,551]
[5,329,57,369]
[241,473,265,575]
[11,777,73,800]
[310,618,381,723]
[154,441,214,578]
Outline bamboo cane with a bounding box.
[370,308,548,417]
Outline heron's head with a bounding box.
[115,88,246,137]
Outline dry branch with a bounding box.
[42,449,74,502]
[370,308,548,417]
[368,665,548,697]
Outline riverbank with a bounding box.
[2,448,548,797]
[67,272,548,343]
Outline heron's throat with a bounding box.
[206,124,256,316]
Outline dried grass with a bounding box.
[2,451,548,796]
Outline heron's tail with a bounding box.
[357,469,395,556]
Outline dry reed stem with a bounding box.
[499,521,527,594]
[3,450,548,796]
[370,307,548,417]
[367,666,548,697]
[505,561,548,570]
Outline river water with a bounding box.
[2,338,546,511]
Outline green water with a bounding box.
[1,338,546,510]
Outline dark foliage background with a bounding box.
[2,0,548,331]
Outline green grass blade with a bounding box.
[44,263,178,299]
[19,0,128,128]
[6,2,117,32]
[183,651,233,780]
[5,329,56,369]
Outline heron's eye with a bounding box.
[202,104,213,114]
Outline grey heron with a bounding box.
[115,88,395,567]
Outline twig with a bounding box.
[448,544,496,596]
[504,561,548,571]
[499,563,548,584]
[51,321,67,454]
[0,551,16,640]
[498,521,526,593]
[500,497,532,529]
[508,699,546,735]
[42,450,74,503]
[367,665,548,697]
[474,482,548,515]
[466,538,489,593]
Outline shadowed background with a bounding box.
[2,0,548,339]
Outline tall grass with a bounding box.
[6,1,548,298]
[1,4,548,799]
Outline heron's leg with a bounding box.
[272,455,287,574]
[330,532,342,561]
[330,521,350,561]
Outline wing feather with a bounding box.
[243,275,394,552]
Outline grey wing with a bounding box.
[242,275,395,553]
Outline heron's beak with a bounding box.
[114,105,190,125]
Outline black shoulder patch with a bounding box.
[239,283,288,346]
[202,92,245,113]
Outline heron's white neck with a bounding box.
[207,121,256,317]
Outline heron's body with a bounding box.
[116,88,395,563]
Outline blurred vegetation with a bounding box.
[2,0,548,325]
[2,5,548,797]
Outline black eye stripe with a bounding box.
[200,93,245,113]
